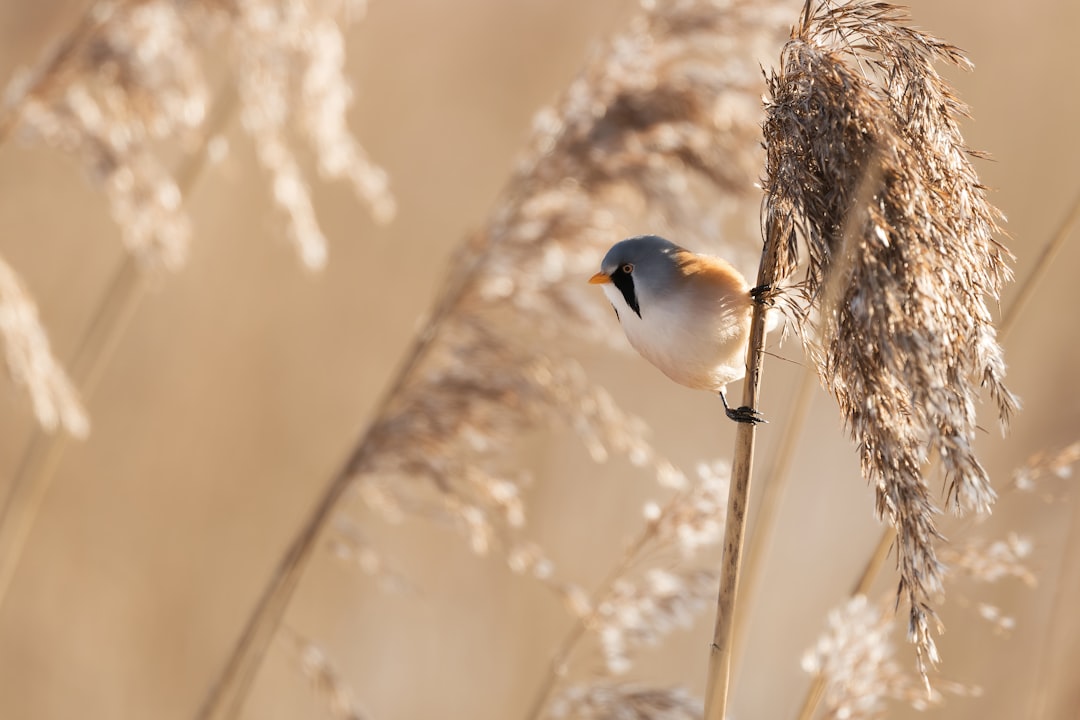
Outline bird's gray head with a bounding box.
[590,235,685,318]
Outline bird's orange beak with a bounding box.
[588,271,611,285]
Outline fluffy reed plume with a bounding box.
[762,0,1017,674]
[941,442,1080,635]
[592,462,731,675]
[549,683,702,720]
[527,461,729,719]
[800,441,1080,719]
[0,0,392,429]
[1010,441,1080,496]
[941,533,1036,587]
[230,0,395,268]
[0,257,88,437]
[3,1,202,269]
[801,595,977,720]
[349,0,790,559]
[598,568,717,675]
[327,517,414,593]
[938,534,1035,636]
[202,3,792,716]
[283,629,369,720]
[3,0,392,272]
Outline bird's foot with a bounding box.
[725,405,768,425]
[720,391,767,424]
[749,283,773,305]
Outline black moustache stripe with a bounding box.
[611,270,640,318]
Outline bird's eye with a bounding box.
[621,263,634,274]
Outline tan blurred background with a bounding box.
[0,1,1078,718]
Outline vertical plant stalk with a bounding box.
[200,0,787,711]
[703,229,782,720]
[1028,493,1080,719]
[796,526,894,720]
[730,366,816,677]
[0,260,143,606]
[999,187,1080,338]
[0,84,238,610]
[796,184,1080,720]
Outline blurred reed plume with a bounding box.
[3,0,393,271]
[801,594,976,719]
[761,0,1017,675]
[329,0,793,616]
[282,628,369,720]
[0,257,88,438]
[202,0,795,716]
[0,0,392,432]
[523,459,734,720]
[3,0,1073,718]
[801,441,1080,720]
[549,683,701,720]
[1010,441,1080,496]
[521,456,739,720]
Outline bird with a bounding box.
[588,234,769,424]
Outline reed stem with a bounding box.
[703,229,782,720]
[0,83,238,611]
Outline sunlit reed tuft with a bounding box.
[283,629,369,720]
[550,683,702,720]
[0,257,88,436]
[0,0,394,429]
[1009,441,1080,496]
[199,3,793,716]
[762,0,1017,674]
[598,568,717,675]
[6,1,203,269]
[349,0,791,561]
[3,0,393,272]
[802,594,978,719]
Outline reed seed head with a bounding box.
[763,0,1018,675]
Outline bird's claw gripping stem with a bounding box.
[720,391,767,425]
[749,283,772,305]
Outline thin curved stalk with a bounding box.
[197,242,489,720]
[0,260,143,606]
[731,365,816,680]
[796,526,895,720]
[999,187,1080,338]
[1028,494,1079,719]
[0,84,238,610]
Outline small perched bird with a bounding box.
[589,234,768,424]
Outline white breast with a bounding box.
[601,281,752,393]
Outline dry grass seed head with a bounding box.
[1009,441,1080,496]
[0,0,393,429]
[763,0,1017,674]
[549,683,702,720]
[283,628,370,720]
[0,257,88,436]
[230,0,395,268]
[349,0,792,560]
[802,594,979,719]
[645,460,730,558]
[8,0,206,268]
[940,533,1036,588]
[596,567,716,675]
[4,0,392,272]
